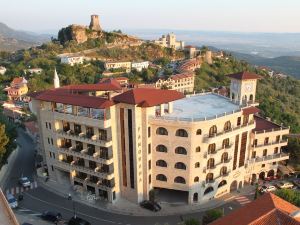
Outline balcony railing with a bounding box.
[203,158,232,173]
[252,140,288,149]
[248,153,289,164]
[204,144,233,158]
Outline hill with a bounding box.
[0,22,50,52]
[231,51,300,79]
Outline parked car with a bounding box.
[41,210,62,223]
[259,185,277,193]
[68,216,91,225]
[19,177,31,188]
[276,181,294,189]
[140,200,161,212]
[6,193,18,209]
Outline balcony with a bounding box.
[252,140,288,151]
[203,158,232,173]
[248,153,289,165]
[203,144,233,159]
[57,129,112,147]
[73,177,115,191]
[204,120,255,144]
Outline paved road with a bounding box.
[6,128,251,225]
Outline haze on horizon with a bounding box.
[1,0,300,34]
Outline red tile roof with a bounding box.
[242,106,260,115]
[31,89,114,109]
[113,88,184,107]
[61,80,122,92]
[170,73,194,80]
[227,72,261,80]
[254,115,281,132]
[211,193,300,225]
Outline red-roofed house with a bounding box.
[4,77,28,101]
[211,193,300,225]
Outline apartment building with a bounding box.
[154,33,185,50]
[131,61,149,72]
[155,73,195,93]
[30,71,289,205]
[60,55,84,66]
[104,61,131,73]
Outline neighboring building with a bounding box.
[184,46,199,59]
[4,77,28,101]
[60,55,84,66]
[30,72,289,205]
[100,77,129,87]
[177,58,201,73]
[104,61,131,73]
[131,61,149,72]
[211,193,300,225]
[154,33,185,50]
[155,73,195,93]
[0,189,19,225]
[205,51,213,65]
[25,68,43,75]
[0,66,7,75]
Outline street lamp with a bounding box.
[68,194,76,218]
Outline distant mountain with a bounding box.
[0,22,51,52]
[231,52,300,79]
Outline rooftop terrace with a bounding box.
[157,93,241,121]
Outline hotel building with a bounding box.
[30,72,289,204]
[155,73,195,93]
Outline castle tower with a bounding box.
[54,68,60,88]
[89,15,101,31]
[228,72,261,105]
[205,51,213,65]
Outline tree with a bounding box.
[184,218,200,225]
[0,124,9,162]
[275,189,300,207]
[202,209,223,225]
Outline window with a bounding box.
[208,144,216,154]
[49,123,52,130]
[272,162,276,165]
[148,144,151,154]
[196,129,202,135]
[194,177,199,183]
[175,162,186,170]
[149,175,151,184]
[45,122,48,129]
[209,125,217,137]
[264,137,269,145]
[156,127,168,135]
[221,152,229,163]
[252,151,256,158]
[47,138,50,144]
[243,115,249,125]
[237,117,241,126]
[148,160,151,170]
[174,176,186,184]
[218,180,227,188]
[276,135,280,142]
[204,186,214,195]
[224,121,231,131]
[51,165,54,171]
[262,164,265,168]
[148,127,151,138]
[196,146,201,152]
[220,166,227,176]
[175,147,187,155]
[156,160,167,167]
[263,149,267,157]
[206,173,214,183]
[274,147,279,154]
[222,138,230,148]
[156,174,167,182]
[195,162,200,168]
[207,158,215,169]
[51,138,54,145]
[156,145,167,153]
[176,129,188,137]
[253,139,258,147]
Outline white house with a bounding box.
[131,61,149,72]
[0,66,6,75]
[60,55,84,66]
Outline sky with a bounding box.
[1,0,300,33]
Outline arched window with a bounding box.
[204,186,214,195]
[174,176,186,184]
[218,180,227,188]
[175,162,186,170]
[231,93,235,100]
[221,152,229,163]
[194,176,199,183]
[220,166,227,176]
[249,94,254,102]
[196,146,201,152]
[175,129,188,137]
[208,144,216,154]
[196,129,202,135]
[156,174,167,182]
[156,127,168,135]
[175,147,187,155]
[224,121,231,132]
[222,138,230,148]
[206,173,214,183]
[156,145,167,153]
[156,160,167,167]
[207,158,215,169]
[195,162,200,168]
[209,125,217,137]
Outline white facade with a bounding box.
[131,61,149,72]
[154,33,185,50]
[60,56,84,66]
[0,66,6,75]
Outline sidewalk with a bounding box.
[36,176,255,216]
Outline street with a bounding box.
[5,128,252,225]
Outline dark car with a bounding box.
[140,200,161,212]
[41,211,62,223]
[68,216,91,225]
